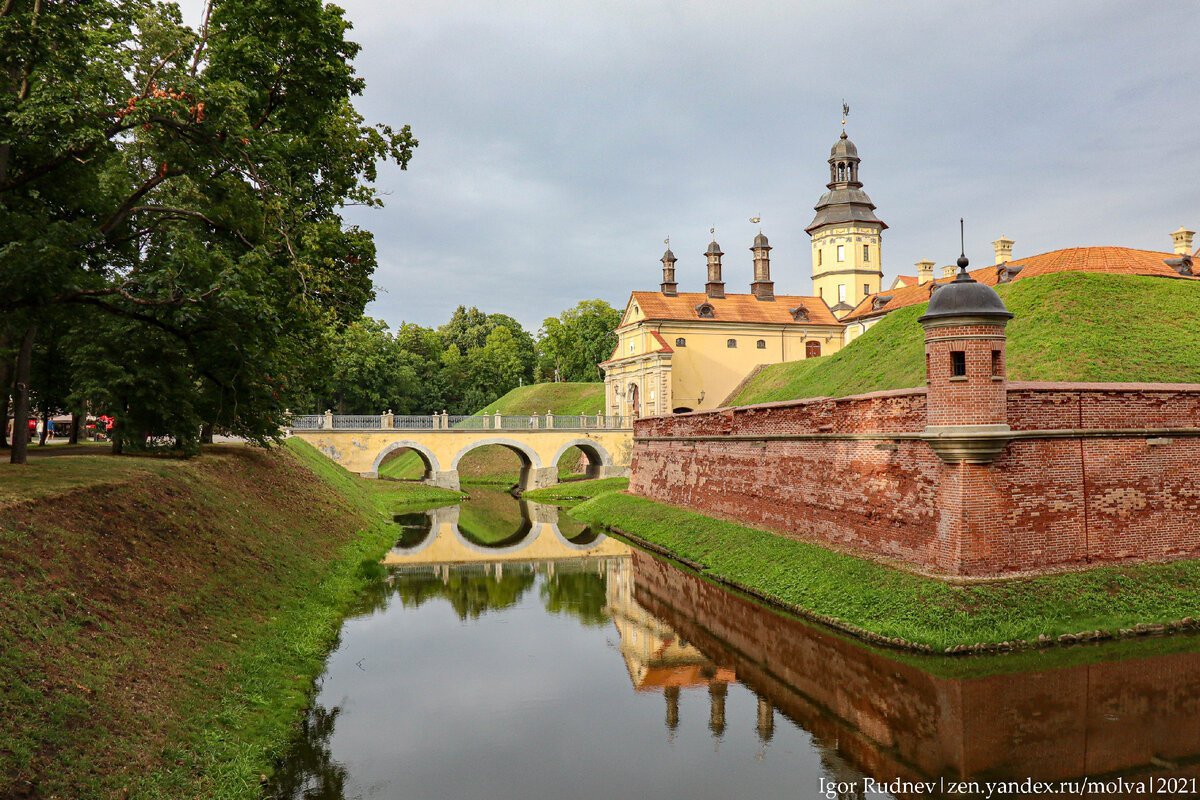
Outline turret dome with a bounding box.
[918,261,1013,324]
[830,130,858,159]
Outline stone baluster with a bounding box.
[323,409,333,430]
[546,409,554,429]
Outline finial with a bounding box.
[710,226,716,241]
[664,235,669,247]
[956,218,969,273]
[842,100,849,129]
[750,214,761,232]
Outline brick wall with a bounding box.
[631,383,1200,577]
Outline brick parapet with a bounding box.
[631,381,1200,577]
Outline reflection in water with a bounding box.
[275,489,1200,799]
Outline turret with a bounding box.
[705,239,725,299]
[660,247,678,296]
[919,241,1013,464]
[750,232,774,300]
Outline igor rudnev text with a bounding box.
[819,776,1198,797]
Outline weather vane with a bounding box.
[664,235,670,247]
[710,226,716,239]
[749,214,762,231]
[842,100,849,128]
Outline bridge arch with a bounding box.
[450,438,544,470]
[550,438,615,480]
[371,440,442,479]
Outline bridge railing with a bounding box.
[287,412,632,431]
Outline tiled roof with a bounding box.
[845,246,1188,322]
[649,331,675,353]
[601,327,676,365]
[629,291,841,326]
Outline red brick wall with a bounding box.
[632,383,1200,577]
[924,323,1007,427]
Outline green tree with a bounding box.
[0,0,417,460]
[536,299,620,382]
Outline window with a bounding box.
[628,341,635,353]
[696,303,715,319]
[818,250,823,267]
[863,283,869,297]
[991,350,1002,377]
[806,341,821,358]
[756,339,766,349]
[837,244,845,262]
[863,244,870,262]
[726,339,737,348]
[837,284,846,303]
[818,287,823,299]
[790,306,809,322]
[950,351,967,377]
[675,337,686,347]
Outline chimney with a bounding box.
[750,232,774,300]
[941,264,957,279]
[705,239,725,299]
[660,247,678,296]
[916,259,935,285]
[992,235,1015,264]
[1172,227,1195,256]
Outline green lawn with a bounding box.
[479,382,605,416]
[731,272,1200,405]
[572,492,1200,652]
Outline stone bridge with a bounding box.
[288,411,633,491]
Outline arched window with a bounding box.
[726,339,737,348]
[756,339,766,349]
[675,337,687,347]
[696,303,715,319]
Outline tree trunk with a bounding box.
[69,411,80,445]
[200,422,214,445]
[0,328,13,449]
[9,323,36,465]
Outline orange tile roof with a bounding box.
[629,291,840,326]
[649,330,675,353]
[846,246,1189,322]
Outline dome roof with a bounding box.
[918,261,1013,324]
[830,130,859,159]
[661,248,676,262]
[706,240,723,256]
[752,232,770,248]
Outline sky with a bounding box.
[182,1,1200,332]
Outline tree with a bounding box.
[536,299,620,382]
[0,0,417,460]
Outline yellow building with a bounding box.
[600,234,844,417]
[601,127,881,417]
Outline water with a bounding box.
[273,488,1200,800]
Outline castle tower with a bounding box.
[918,247,1013,463]
[660,246,678,296]
[705,238,725,299]
[807,128,887,317]
[750,232,774,300]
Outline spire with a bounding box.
[806,125,886,234]
[660,237,678,296]
[705,229,725,299]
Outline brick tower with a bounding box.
[918,249,1013,463]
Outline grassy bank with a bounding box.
[523,477,629,507]
[380,381,606,483]
[572,492,1200,653]
[0,440,460,799]
[731,273,1200,405]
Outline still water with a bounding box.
[273,488,1200,800]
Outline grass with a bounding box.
[0,454,183,504]
[0,439,460,799]
[523,477,630,507]
[380,382,606,483]
[731,272,1200,405]
[571,492,1200,652]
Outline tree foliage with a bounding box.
[0,0,416,458]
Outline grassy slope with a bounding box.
[380,382,606,482]
[731,272,1200,405]
[0,441,459,799]
[523,477,630,507]
[572,492,1200,652]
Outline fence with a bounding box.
[288,412,632,431]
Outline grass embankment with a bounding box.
[523,477,630,507]
[731,272,1200,405]
[379,381,606,483]
[0,440,460,799]
[572,492,1200,653]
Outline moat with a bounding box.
[272,488,1200,800]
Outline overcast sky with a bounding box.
[183,1,1200,331]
